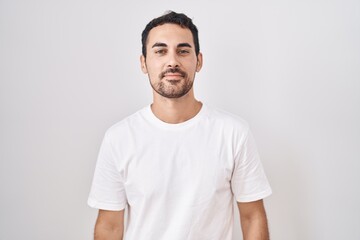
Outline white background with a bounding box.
[1,0,359,239]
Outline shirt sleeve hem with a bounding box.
[235,188,272,203]
[87,198,126,211]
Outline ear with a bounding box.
[140,55,148,74]
[196,52,203,72]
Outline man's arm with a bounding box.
[94,209,125,240]
[237,199,269,240]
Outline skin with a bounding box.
[238,200,270,240]
[94,23,270,240]
[94,209,124,240]
[140,23,203,124]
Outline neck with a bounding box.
[151,90,202,124]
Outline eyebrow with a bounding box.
[151,42,192,48]
[152,42,167,48]
[177,43,192,48]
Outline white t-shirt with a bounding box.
[88,103,272,240]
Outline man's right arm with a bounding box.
[94,209,125,240]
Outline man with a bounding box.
[88,11,272,240]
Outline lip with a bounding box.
[164,74,183,77]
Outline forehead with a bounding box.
[147,23,194,47]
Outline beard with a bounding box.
[149,67,194,99]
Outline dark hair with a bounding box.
[141,11,200,58]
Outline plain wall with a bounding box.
[1,0,359,239]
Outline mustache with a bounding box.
[159,68,187,79]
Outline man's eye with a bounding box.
[155,49,166,54]
[178,49,189,54]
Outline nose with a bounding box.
[167,50,180,68]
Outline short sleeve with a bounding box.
[231,128,272,202]
[87,131,127,210]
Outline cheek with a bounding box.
[187,63,198,74]
[146,60,163,74]
[146,64,162,80]
[186,58,198,70]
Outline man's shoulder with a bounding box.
[105,106,149,136]
[205,104,250,131]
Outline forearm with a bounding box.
[241,214,269,240]
[94,222,123,240]
[94,209,124,240]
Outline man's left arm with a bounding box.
[237,199,270,240]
